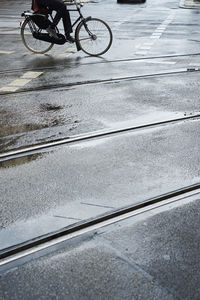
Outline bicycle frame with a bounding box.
[46,0,92,50]
[21,0,113,56]
[63,0,92,50]
[66,1,85,27]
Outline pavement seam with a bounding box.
[85,238,187,300]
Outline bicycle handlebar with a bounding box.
[62,0,91,6]
[62,0,82,9]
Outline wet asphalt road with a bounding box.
[0,0,200,248]
[1,193,200,300]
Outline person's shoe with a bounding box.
[46,25,59,39]
[65,35,75,43]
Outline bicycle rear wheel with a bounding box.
[76,18,113,56]
[21,19,54,54]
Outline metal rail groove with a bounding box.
[0,67,200,96]
[1,52,200,75]
[1,113,200,162]
[0,183,200,266]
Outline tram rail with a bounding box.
[0,183,200,267]
[1,112,200,162]
[1,54,200,268]
[1,66,200,96]
[1,52,200,75]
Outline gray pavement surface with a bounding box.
[1,65,200,153]
[1,0,200,298]
[1,194,200,299]
[1,118,200,248]
[1,0,200,246]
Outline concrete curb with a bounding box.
[179,0,200,8]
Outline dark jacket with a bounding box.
[32,0,38,11]
[31,0,47,12]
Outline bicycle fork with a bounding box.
[75,16,92,51]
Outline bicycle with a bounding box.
[20,0,113,56]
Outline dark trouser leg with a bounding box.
[61,8,72,35]
[37,0,72,34]
[53,5,72,35]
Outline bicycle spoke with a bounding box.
[76,18,112,56]
[21,19,54,54]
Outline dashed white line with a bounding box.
[139,46,151,50]
[143,42,154,46]
[0,71,43,93]
[157,26,167,30]
[0,86,19,92]
[8,79,32,87]
[152,33,162,36]
[189,63,200,66]
[53,50,74,57]
[154,29,164,33]
[135,51,147,55]
[146,60,176,65]
[150,35,160,39]
[21,71,43,79]
[0,50,14,54]
[136,12,176,55]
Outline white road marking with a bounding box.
[154,29,164,33]
[53,51,74,57]
[0,30,20,35]
[150,35,160,39]
[146,60,176,65]
[137,12,175,54]
[132,59,176,65]
[0,86,19,92]
[0,50,14,54]
[157,26,167,30]
[21,71,43,79]
[0,71,43,93]
[139,46,151,50]
[143,42,154,46]
[189,63,200,66]
[152,33,162,36]
[162,21,170,26]
[23,52,35,55]
[135,51,147,55]
[8,79,32,86]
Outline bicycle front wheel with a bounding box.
[21,19,54,54]
[76,18,113,56]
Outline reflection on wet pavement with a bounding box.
[0,102,80,152]
[0,153,43,169]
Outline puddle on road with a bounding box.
[0,102,67,136]
[0,102,80,153]
[0,123,50,137]
[0,197,114,250]
[39,103,64,111]
[0,153,43,169]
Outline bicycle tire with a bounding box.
[21,19,54,54]
[76,18,113,56]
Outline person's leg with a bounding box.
[38,0,72,34]
[50,0,74,42]
[36,0,74,41]
[61,7,73,35]
[36,0,62,26]
[35,0,59,39]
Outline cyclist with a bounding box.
[32,0,75,43]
